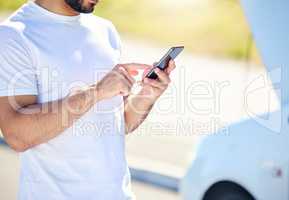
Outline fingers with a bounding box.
[143,66,155,80]
[143,77,168,90]
[154,68,171,85]
[120,63,152,71]
[114,61,175,97]
[113,67,135,96]
[118,66,135,85]
[143,60,176,80]
[119,78,133,96]
[165,60,176,74]
[117,63,152,80]
[145,62,158,77]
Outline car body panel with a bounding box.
[240,0,289,105]
[181,1,289,199]
[181,107,289,200]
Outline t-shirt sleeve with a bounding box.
[0,27,38,97]
[107,22,122,59]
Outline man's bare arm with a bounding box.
[0,63,146,152]
[0,85,103,152]
[123,92,155,133]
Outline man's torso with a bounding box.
[0,2,133,199]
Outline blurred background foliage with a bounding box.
[0,0,260,63]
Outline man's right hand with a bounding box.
[96,63,150,100]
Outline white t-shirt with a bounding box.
[0,1,134,200]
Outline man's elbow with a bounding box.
[5,137,30,153]
[2,128,31,153]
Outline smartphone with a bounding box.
[146,46,184,79]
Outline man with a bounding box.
[0,0,175,199]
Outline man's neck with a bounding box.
[34,0,79,16]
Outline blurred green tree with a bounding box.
[0,0,24,11]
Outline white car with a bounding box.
[181,107,289,200]
[181,1,289,200]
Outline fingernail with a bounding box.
[155,68,160,73]
[130,70,139,76]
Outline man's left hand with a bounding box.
[140,60,176,101]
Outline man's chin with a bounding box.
[79,5,95,13]
[82,2,98,13]
[64,0,97,14]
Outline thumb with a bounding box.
[142,62,157,79]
